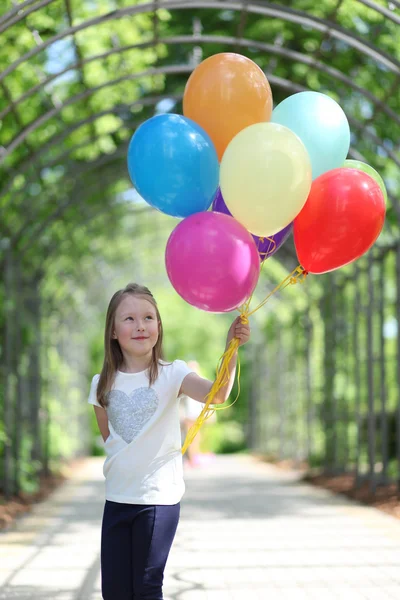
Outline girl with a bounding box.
[88,282,250,600]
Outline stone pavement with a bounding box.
[1,454,400,599]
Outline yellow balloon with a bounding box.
[220,123,312,237]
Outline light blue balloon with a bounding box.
[271,91,350,180]
[127,114,219,218]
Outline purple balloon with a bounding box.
[212,188,293,260]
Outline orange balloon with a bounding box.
[183,53,273,161]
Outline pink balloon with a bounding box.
[165,211,260,312]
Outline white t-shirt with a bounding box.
[88,359,196,505]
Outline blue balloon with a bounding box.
[127,114,219,217]
[271,91,350,180]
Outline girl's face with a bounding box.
[113,294,160,358]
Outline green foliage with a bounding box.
[18,437,42,495]
[1,0,400,493]
[201,420,247,454]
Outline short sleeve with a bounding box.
[172,360,197,398]
[87,374,101,407]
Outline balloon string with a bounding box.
[181,264,308,456]
[181,330,243,455]
[247,265,307,317]
[258,236,276,260]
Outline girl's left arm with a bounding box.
[179,316,251,404]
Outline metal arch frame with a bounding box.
[1,0,398,241]
[0,2,397,178]
[1,0,399,155]
[2,33,400,160]
[0,0,54,30]
[2,0,399,32]
[0,92,179,228]
[0,0,399,87]
[356,0,400,23]
[2,65,190,157]
[0,2,398,215]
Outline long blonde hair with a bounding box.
[97,283,166,408]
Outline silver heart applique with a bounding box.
[106,387,159,444]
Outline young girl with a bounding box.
[88,282,250,600]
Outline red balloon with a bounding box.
[294,168,385,274]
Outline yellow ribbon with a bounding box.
[181,241,308,455]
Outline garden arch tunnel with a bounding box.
[1,0,400,497]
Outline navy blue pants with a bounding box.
[101,500,180,600]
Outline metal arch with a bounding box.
[2,0,398,30]
[0,0,52,27]
[2,35,400,160]
[1,65,190,158]
[1,0,398,191]
[2,0,399,37]
[1,0,399,87]
[0,1,54,34]
[1,1,398,234]
[357,0,400,24]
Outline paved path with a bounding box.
[1,454,400,599]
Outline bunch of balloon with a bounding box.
[125,53,387,455]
